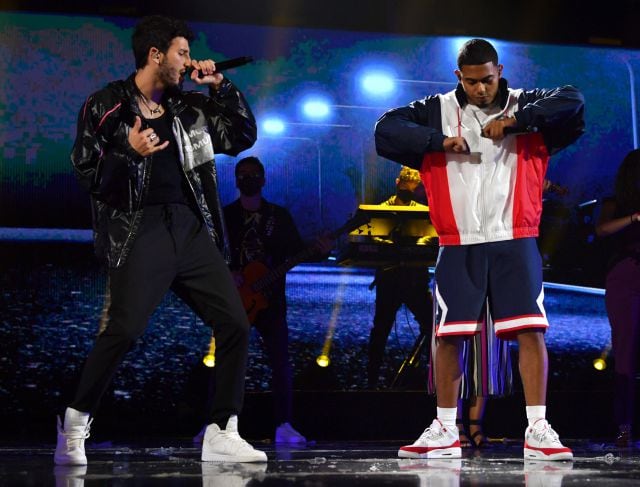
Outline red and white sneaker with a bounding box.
[524,419,573,461]
[399,419,462,459]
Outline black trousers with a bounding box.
[70,204,250,427]
[368,266,433,387]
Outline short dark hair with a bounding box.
[235,156,265,177]
[457,39,498,69]
[132,15,195,69]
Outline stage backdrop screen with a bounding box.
[0,12,626,425]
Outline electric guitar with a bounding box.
[237,211,370,324]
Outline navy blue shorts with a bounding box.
[434,238,548,340]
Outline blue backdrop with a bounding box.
[0,12,625,421]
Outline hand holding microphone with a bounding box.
[481,116,517,140]
[186,56,254,86]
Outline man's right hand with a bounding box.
[128,116,169,156]
[443,136,469,154]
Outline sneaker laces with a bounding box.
[531,422,561,445]
[58,417,92,440]
[217,429,256,454]
[417,420,447,443]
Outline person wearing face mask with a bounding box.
[215,156,333,444]
[367,166,434,389]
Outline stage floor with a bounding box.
[4,439,640,486]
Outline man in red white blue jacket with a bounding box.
[375,38,584,461]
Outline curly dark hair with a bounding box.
[457,39,498,68]
[615,149,640,213]
[132,15,195,69]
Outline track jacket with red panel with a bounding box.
[374,79,584,246]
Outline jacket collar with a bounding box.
[123,73,187,117]
[454,77,510,109]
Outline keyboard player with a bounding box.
[367,166,434,388]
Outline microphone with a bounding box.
[481,125,539,138]
[503,125,538,135]
[186,56,254,78]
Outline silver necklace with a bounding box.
[138,94,162,116]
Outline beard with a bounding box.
[158,59,181,89]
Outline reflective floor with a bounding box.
[3,439,640,486]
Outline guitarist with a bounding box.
[223,156,333,444]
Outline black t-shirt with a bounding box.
[144,113,193,206]
[223,199,305,272]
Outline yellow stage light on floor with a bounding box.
[313,273,348,372]
[593,357,606,371]
[203,335,216,368]
[316,354,330,367]
[593,343,610,372]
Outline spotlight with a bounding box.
[593,356,607,371]
[301,97,331,120]
[203,335,216,368]
[262,117,285,135]
[360,71,395,97]
[593,345,610,372]
[316,354,330,367]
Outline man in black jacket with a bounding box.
[55,15,266,465]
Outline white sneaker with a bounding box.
[54,412,92,466]
[524,419,573,461]
[201,416,267,463]
[275,422,307,445]
[398,419,462,459]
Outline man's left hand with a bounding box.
[189,59,224,89]
[482,116,516,140]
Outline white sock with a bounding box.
[64,407,90,429]
[437,407,458,428]
[225,415,238,432]
[526,405,546,427]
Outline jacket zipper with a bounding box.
[115,154,149,267]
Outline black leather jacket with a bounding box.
[71,74,256,268]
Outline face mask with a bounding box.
[237,176,263,196]
[396,189,414,203]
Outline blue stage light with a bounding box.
[302,98,331,120]
[360,72,395,97]
[262,117,285,135]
